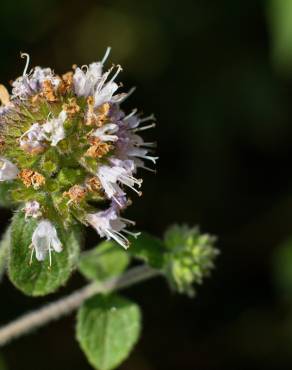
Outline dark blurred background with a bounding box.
[2,0,292,369]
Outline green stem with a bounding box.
[0,265,160,347]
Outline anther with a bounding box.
[133,123,156,132]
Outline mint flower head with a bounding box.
[0,49,157,262]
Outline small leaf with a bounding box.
[78,241,129,282]
[0,226,11,281]
[8,212,82,296]
[76,294,141,370]
[129,232,165,268]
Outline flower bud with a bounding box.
[163,225,219,296]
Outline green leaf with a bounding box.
[129,232,165,268]
[273,237,292,298]
[0,226,11,281]
[78,241,129,282]
[8,212,82,296]
[268,0,292,74]
[76,294,141,370]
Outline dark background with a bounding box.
[2,0,292,369]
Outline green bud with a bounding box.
[163,224,219,297]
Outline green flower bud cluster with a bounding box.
[163,225,219,296]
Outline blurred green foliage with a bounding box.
[273,237,292,299]
[0,355,7,370]
[268,0,292,75]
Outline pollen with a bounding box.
[18,169,45,189]
[42,80,58,102]
[96,103,110,127]
[62,97,80,116]
[85,96,95,126]
[85,137,112,158]
[85,176,102,192]
[85,99,110,127]
[58,71,74,95]
[63,185,87,203]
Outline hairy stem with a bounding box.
[0,265,160,346]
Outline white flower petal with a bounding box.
[31,220,62,263]
[0,158,19,181]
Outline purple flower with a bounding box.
[86,205,139,249]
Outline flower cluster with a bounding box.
[163,225,219,296]
[0,49,157,263]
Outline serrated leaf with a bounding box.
[129,232,165,269]
[8,212,81,296]
[77,294,141,370]
[0,226,11,281]
[78,241,129,282]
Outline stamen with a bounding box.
[109,65,123,84]
[123,183,142,196]
[140,114,156,123]
[101,47,111,64]
[124,109,138,121]
[96,66,114,91]
[136,142,157,148]
[140,165,157,173]
[135,155,158,164]
[107,229,129,249]
[113,195,124,208]
[133,123,156,132]
[119,87,136,103]
[119,173,143,186]
[123,230,141,238]
[119,217,136,225]
[20,52,30,76]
